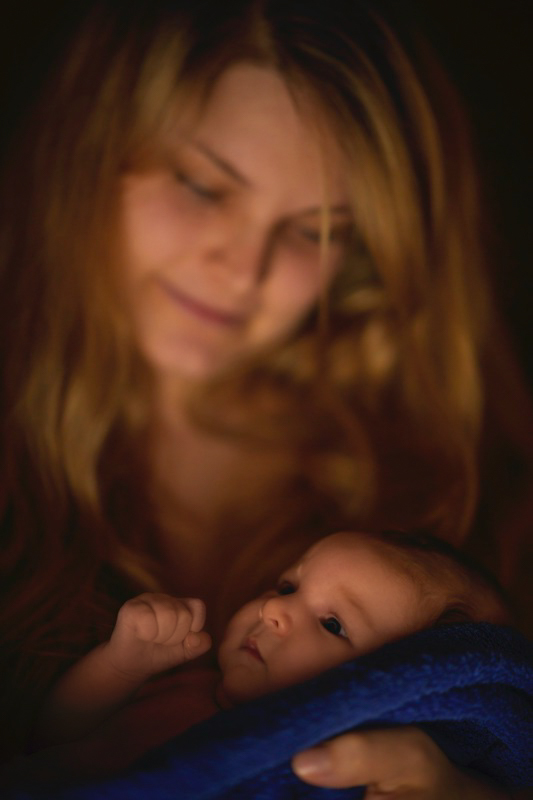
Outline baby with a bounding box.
[35,530,509,749]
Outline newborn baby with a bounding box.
[35,530,508,749]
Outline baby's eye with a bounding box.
[276,581,296,596]
[320,616,348,638]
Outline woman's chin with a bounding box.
[142,338,237,387]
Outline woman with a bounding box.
[0,0,530,796]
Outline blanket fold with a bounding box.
[7,623,533,799]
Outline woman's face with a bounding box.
[118,64,351,382]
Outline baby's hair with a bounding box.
[376,529,513,627]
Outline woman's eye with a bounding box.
[175,170,222,202]
[298,227,321,244]
[276,581,296,596]
[291,224,354,250]
[320,616,348,638]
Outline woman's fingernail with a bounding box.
[292,748,332,777]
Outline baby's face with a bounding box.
[217,532,441,706]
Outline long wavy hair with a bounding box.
[1,0,530,754]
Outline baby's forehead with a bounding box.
[305,531,415,565]
[297,532,507,625]
[301,532,417,582]
[304,532,463,594]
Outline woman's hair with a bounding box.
[0,0,531,754]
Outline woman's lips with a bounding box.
[241,637,264,663]
[159,278,247,327]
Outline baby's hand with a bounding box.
[106,593,211,680]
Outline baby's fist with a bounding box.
[110,594,211,676]
[118,594,205,643]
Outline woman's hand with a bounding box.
[291,727,510,799]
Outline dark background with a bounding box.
[411,1,532,384]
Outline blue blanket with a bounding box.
[7,623,533,799]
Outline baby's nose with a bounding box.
[260,595,292,636]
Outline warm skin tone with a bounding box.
[104,64,515,797]
[120,64,350,385]
[218,533,439,705]
[34,595,213,747]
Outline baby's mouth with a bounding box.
[241,637,264,663]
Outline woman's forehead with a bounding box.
[168,63,350,205]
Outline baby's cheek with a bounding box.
[216,633,235,671]
[218,662,272,706]
[217,607,253,664]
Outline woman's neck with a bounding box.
[145,378,296,601]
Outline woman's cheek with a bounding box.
[120,173,200,261]
[269,254,326,322]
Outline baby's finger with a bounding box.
[183,630,212,661]
[117,595,159,641]
[181,598,207,633]
[130,594,192,644]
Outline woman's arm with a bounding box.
[292,727,517,799]
[35,593,211,747]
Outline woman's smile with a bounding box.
[157,277,249,328]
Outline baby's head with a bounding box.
[217,530,509,706]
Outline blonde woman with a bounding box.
[0,1,531,797]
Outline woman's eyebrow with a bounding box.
[190,139,251,186]
[189,139,352,217]
[297,205,353,220]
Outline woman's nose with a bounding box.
[207,224,272,292]
[260,595,293,636]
